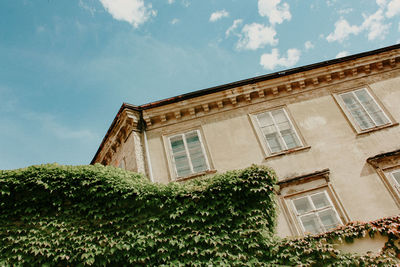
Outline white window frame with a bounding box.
[167,130,211,179]
[338,87,391,132]
[254,108,304,155]
[291,190,342,234]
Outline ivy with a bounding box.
[0,163,399,266]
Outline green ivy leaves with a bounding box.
[0,164,399,266]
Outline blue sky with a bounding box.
[1,0,400,170]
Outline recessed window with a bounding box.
[339,88,391,131]
[291,191,342,234]
[278,169,348,235]
[367,149,400,207]
[255,108,303,154]
[168,130,210,178]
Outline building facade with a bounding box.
[92,44,400,239]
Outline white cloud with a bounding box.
[326,0,337,7]
[335,51,349,58]
[236,23,278,50]
[258,0,291,25]
[326,19,361,42]
[170,18,179,25]
[260,48,300,70]
[327,1,392,43]
[361,10,390,40]
[376,0,387,8]
[304,41,314,50]
[225,19,243,37]
[99,0,156,28]
[338,8,353,15]
[386,0,400,17]
[182,0,190,7]
[168,0,174,3]
[209,10,229,22]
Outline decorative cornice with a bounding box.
[277,169,330,192]
[367,148,400,168]
[94,109,141,165]
[90,45,400,165]
[142,51,400,129]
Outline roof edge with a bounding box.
[139,43,400,110]
[90,103,141,164]
[90,43,400,164]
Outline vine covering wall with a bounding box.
[0,164,399,266]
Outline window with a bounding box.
[291,191,342,234]
[168,130,210,178]
[339,88,390,131]
[278,169,348,235]
[367,149,400,208]
[391,170,400,191]
[255,108,303,154]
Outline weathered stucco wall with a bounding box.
[90,47,400,255]
[144,69,400,238]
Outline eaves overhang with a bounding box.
[90,43,400,164]
[90,103,140,164]
[138,44,400,110]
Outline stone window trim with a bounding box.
[249,105,309,159]
[174,169,217,183]
[367,149,400,208]
[278,169,350,236]
[162,127,215,182]
[332,85,397,135]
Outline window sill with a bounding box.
[356,122,399,136]
[265,146,311,160]
[173,169,217,182]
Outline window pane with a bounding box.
[281,130,301,150]
[170,135,191,177]
[272,110,301,150]
[257,112,274,128]
[300,214,321,234]
[341,92,374,130]
[293,197,313,215]
[185,132,208,173]
[272,109,291,131]
[311,192,330,209]
[392,171,400,185]
[354,89,389,126]
[318,208,340,231]
[265,133,284,153]
[170,136,186,154]
[257,112,284,153]
[173,151,191,177]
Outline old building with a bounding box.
[91,44,400,239]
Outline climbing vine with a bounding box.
[0,164,399,266]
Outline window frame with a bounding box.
[334,86,395,134]
[367,149,400,209]
[250,106,309,158]
[290,190,343,234]
[165,129,213,181]
[278,170,349,236]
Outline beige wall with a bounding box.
[145,71,400,237]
